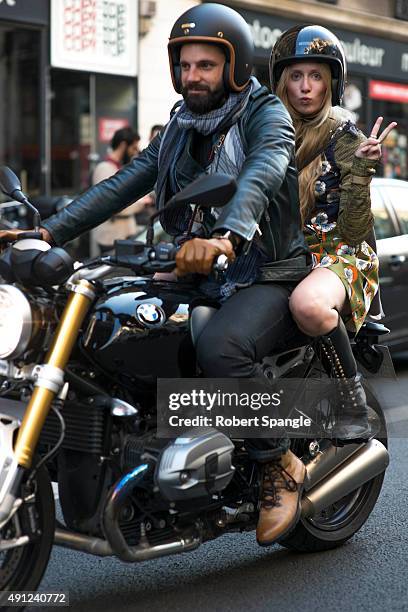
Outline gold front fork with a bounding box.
[15,280,95,468]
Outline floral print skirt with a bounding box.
[305,225,379,333]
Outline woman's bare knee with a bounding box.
[290,294,333,335]
[289,268,346,336]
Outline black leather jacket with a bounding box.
[43,87,309,280]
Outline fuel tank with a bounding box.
[81,277,200,383]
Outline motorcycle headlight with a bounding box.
[0,285,32,359]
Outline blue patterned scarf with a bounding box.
[156,82,253,213]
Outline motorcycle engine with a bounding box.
[156,430,235,501]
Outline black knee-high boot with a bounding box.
[320,317,378,441]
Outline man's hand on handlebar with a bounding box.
[175,237,235,277]
[0,227,52,251]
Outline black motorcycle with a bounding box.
[0,169,390,605]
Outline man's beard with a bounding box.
[182,83,227,114]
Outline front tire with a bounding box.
[0,462,55,607]
[279,386,387,552]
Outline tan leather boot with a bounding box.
[256,450,306,546]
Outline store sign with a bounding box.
[341,39,384,68]
[98,117,129,143]
[249,16,386,69]
[0,0,49,24]
[51,0,138,76]
[369,80,408,103]
[238,7,408,81]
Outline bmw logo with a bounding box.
[136,303,166,328]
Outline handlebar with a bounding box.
[0,236,230,288]
[213,254,229,272]
[112,240,229,275]
[68,240,230,284]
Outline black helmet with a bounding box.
[269,24,347,106]
[168,3,254,93]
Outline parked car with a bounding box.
[371,177,408,352]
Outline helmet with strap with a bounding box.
[269,24,347,105]
[168,3,254,94]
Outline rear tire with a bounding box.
[279,386,387,552]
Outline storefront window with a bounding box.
[0,25,41,199]
[51,70,91,195]
[343,76,366,132]
[50,71,137,195]
[371,97,408,179]
[95,74,137,163]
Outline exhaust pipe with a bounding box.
[54,525,201,560]
[55,527,113,557]
[304,439,365,491]
[102,462,201,562]
[55,463,201,560]
[302,439,389,518]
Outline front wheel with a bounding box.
[0,462,55,607]
[279,386,387,552]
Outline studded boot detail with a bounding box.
[320,317,379,441]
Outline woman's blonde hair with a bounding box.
[276,64,337,223]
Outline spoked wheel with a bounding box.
[279,386,388,552]
[0,462,55,608]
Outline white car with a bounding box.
[371,178,408,352]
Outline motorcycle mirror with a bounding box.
[171,173,237,209]
[146,173,237,246]
[0,166,41,232]
[0,166,22,198]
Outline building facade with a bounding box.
[222,0,408,178]
[138,0,408,178]
[0,0,407,202]
[0,0,138,199]
[137,0,198,147]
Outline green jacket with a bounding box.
[311,120,377,247]
[334,128,377,246]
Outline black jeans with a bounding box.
[195,283,300,460]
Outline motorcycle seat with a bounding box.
[358,321,390,336]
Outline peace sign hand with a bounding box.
[355,116,397,160]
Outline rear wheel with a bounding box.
[279,386,387,552]
[0,463,55,607]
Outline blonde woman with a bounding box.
[270,25,396,440]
